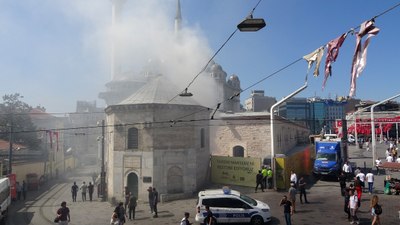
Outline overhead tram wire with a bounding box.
[4,2,400,135]
[166,28,239,104]
[168,1,400,123]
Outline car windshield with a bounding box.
[240,194,257,206]
[316,153,336,161]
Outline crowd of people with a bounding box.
[340,163,382,225]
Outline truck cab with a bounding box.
[313,140,342,178]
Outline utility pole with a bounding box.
[8,123,13,174]
[101,119,106,201]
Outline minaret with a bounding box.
[174,0,182,34]
[111,0,127,80]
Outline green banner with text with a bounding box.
[211,156,261,187]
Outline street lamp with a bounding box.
[97,120,106,201]
[270,81,307,190]
[371,93,400,163]
[237,15,266,32]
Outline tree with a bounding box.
[0,93,40,149]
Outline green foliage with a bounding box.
[0,93,40,149]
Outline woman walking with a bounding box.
[370,195,381,225]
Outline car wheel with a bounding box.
[251,216,264,225]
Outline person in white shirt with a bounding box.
[356,171,366,192]
[348,190,359,224]
[365,170,374,194]
[386,154,393,162]
[375,159,382,175]
[180,212,192,225]
[290,171,297,188]
[342,161,352,181]
[396,156,400,163]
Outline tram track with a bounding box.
[21,183,68,225]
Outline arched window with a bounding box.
[232,146,244,157]
[127,127,138,149]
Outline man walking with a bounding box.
[255,170,264,192]
[56,201,71,225]
[280,195,293,225]
[288,183,297,213]
[147,187,154,214]
[88,182,94,201]
[261,166,267,190]
[71,182,78,202]
[266,167,273,189]
[180,212,193,225]
[128,194,137,220]
[22,180,27,200]
[366,170,374,194]
[338,171,347,196]
[152,187,159,218]
[290,171,297,188]
[80,181,87,202]
[298,176,309,204]
[348,190,359,224]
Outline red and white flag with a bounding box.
[349,20,380,97]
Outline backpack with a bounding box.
[374,204,382,215]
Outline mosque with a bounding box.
[99,0,309,202]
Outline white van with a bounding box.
[195,188,271,225]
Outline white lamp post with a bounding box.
[270,82,307,190]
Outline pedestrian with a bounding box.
[290,171,297,188]
[147,186,154,214]
[375,158,382,175]
[71,182,78,202]
[204,205,214,225]
[16,182,22,200]
[356,170,365,192]
[279,195,293,225]
[255,170,264,192]
[338,171,347,196]
[88,182,94,201]
[348,190,359,225]
[370,195,382,225]
[80,181,87,202]
[114,202,126,225]
[354,177,362,208]
[128,194,137,220]
[288,182,297,213]
[180,212,193,225]
[343,188,351,222]
[56,201,71,225]
[266,167,273,189]
[386,154,393,162]
[22,180,27,200]
[298,176,309,204]
[124,187,130,213]
[261,165,267,189]
[152,187,159,218]
[342,161,352,181]
[365,170,374,194]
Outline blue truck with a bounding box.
[313,140,343,178]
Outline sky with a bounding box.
[0,0,399,114]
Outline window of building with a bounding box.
[232,146,244,157]
[127,127,138,149]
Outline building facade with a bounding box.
[105,75,210,201]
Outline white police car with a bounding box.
[195,187,271,225]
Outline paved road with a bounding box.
[6,142,400,225]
